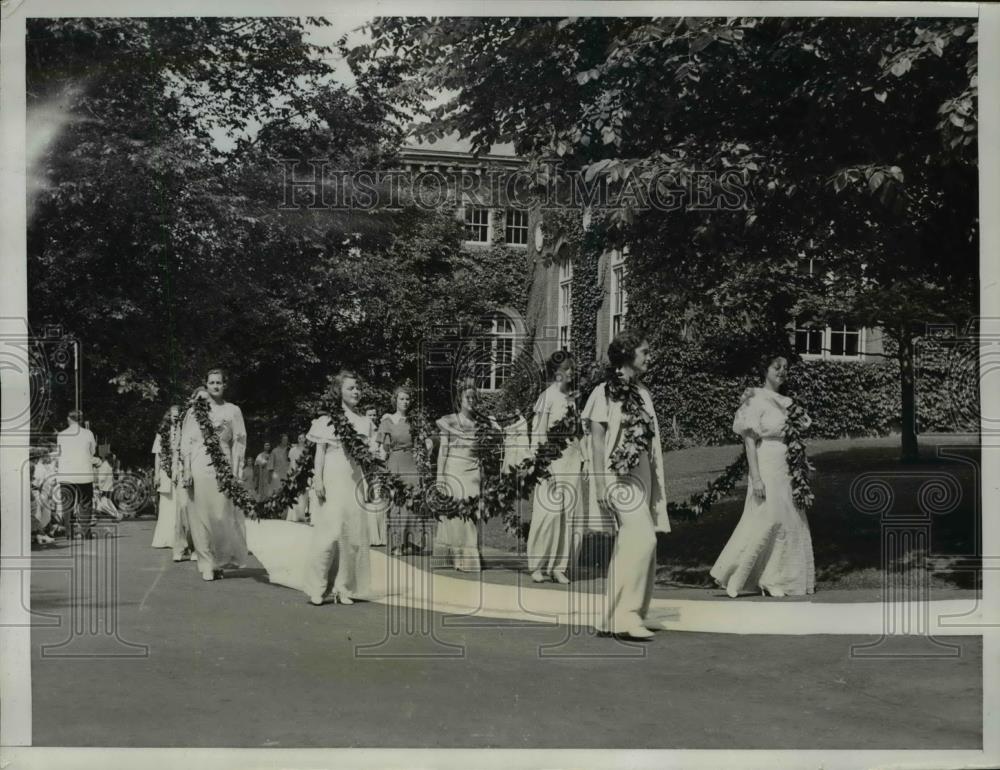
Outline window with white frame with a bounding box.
[610,248,628,337]
[558,258,573,351]
[464,206,490,243]
[504,209,529,246]
[794,321,866,360]
[475,314,517,391]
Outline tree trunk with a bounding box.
[899,330,919,463]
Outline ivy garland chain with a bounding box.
[156,410,183,482]
[667,453,749,520]
[604,372,656,476]
[783,399,815,510]
[189,396,317,520]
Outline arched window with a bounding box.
[475,313,517,391]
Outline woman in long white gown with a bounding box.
[151,406,181,548]
[710,355,815,598]
[527,352,584,584]
[285,433,310,522]
[583,330,670,639]
[302,370,375,605]
[180,370,249,581]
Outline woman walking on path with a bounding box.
[710,354,815,598]
[431,380,485,572]
[379,385,424,556]
[303,370,375,606]
[527,352,584,584]
[582,330,670,639]
[180,370,249,581]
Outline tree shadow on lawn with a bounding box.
[657,442,980,590]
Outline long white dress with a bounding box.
[302,411,375,601]
[710,388,815,597]
[151,430,178,547]
[180,399,249,578]
[527,384,584,577]
[582,379,670,634]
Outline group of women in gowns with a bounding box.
[150,335,816,636]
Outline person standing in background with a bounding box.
[271,434,291,494]
[56,410,98,540]
[254,442,274,501]
[286,433,310,523]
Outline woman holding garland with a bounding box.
[379,385,424,556]
[431,379,484,572]
[582,330,670,639]
[303,370,375,606]
[710,354,815,598]
[180,371,249,581]
[527,351,584,584]
[151,405,181,549]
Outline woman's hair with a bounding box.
[757,352,788,381]
[545,350,576,382]
[330,369,358,403]
[205,368,226,382]
[454,376,479,409]
[392,383,413,410]
[188,385,208,399]
[607,328,649,369]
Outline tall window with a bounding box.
[558,258,573,351]
[464,206,490,243]
[795,322,866,360]
[610,249,628,336]
[475,314,517,391]
[504,209,529,246]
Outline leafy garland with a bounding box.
[189,396,317,520]
[667,453,749,520]
[784,398,815,510]
[156,411,183,482]
[605,372,656,476]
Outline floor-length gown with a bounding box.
[180,399,249,579]
[151,432,178,548]
[710,388,815,597]
[432,414,482,572]
[379,414,421,552]
[582,379,670,634]
[527,384,583,578]
[301,410,374,601]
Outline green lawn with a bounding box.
[482,434,980,590]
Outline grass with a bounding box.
[481,434,981,591]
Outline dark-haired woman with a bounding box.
[303,370,375,605]
[527,352,583,584]
[582,330,670,639]
[710,355,815,597]
[180,372,248,581]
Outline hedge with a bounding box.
[644,335,978,449]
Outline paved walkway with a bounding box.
[28,520,982,748]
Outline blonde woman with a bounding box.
[303,370,375,605]
[431,380,484,572]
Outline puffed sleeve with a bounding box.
[307,416,335,446]
[180,408,197,462]
[732,389,763,439]
[581,383,609,426]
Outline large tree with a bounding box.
[351,16,978,460]
[27,18,524,463]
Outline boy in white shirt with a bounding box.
[56,410,98,539]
